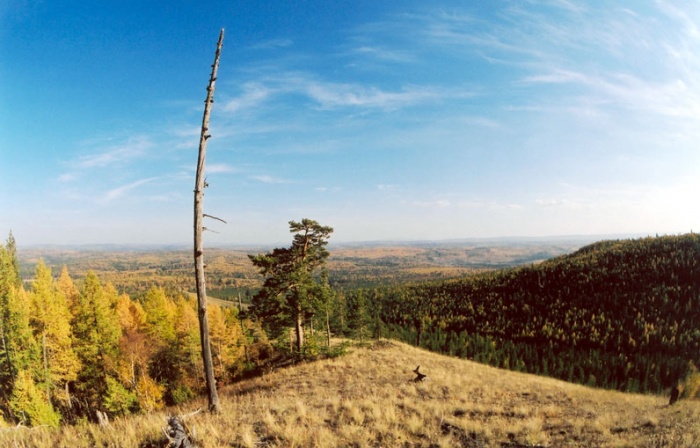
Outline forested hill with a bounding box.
[362,233,700,393]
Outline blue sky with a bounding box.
[1,1,699,246]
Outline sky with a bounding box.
[1,1,699,246]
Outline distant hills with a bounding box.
[19,232,654,251]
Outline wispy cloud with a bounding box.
[76,136,152,169]
[524,68,700,119]
[249,38,293,50]
[544,0,588,14]
[207,163,237,173]
[250,174,290,184]
[393,2,700,127]
[351,45,415,63]
[222,73,467,113]
[222,82,273,113]
[457,200,524,211]
[405,199,451,208]
[57,173,76,182]
[99,177,158,203]
[302,80,442,110]
[459,116,502,129]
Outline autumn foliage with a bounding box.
[0,234,264,426]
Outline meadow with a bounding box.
[2,340,698,447]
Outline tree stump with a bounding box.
[164,416,196,448]
[669,385,680,405]
[413,365,428,382]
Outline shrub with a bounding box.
[169,384,194,406]
[103,376,138,416]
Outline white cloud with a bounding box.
[303,81,439,110]
[457,200,523,211]
[207,163,237,173]
[249,38,293,50]
[524,68,700,119]
[406,199,451,208]
[58,173,76,182]
[100,177,158,203]
[222,82,273,113]
[352,45,415,63]
[76,136,152,169]
[459,116,502,129]
[222,73,467,114]
[250,175,289,184]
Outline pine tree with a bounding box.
[249,219,333,353]
[314,269,336,348]
[346,290,370,342]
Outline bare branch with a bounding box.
[203,214,227,224]
[181,408,203,419]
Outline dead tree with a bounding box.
[163,409,201,448]
[193,29,224,414]
[95,410,110,428]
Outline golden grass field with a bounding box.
[2,340,698,447]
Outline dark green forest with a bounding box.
[342,234,700,394]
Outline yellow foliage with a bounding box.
[136,375,164,412]
[116,294,146,331]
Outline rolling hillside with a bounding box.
[364,234,700,393]
[3,341,698,447]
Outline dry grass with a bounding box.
[3,340,699,447]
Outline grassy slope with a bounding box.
[3,341,699,448]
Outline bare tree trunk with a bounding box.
[238,292,251,363]
[295,306,304,353]
[0,321,15,390]
[194,29,224,414]
[43,332,51,404]
[65,382,72,410]
[326,306,331,348]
